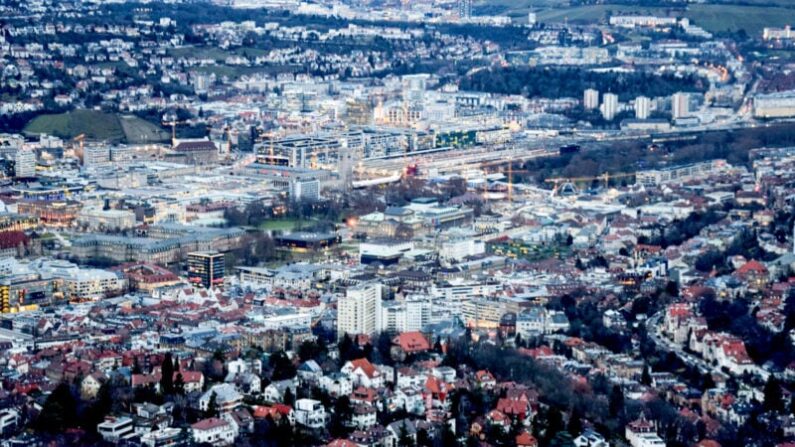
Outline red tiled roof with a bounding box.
[516,431,538,447]
[393,331,430,354]
[191,417,229,431]
[348,358,378,379]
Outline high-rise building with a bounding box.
[337,282,383,339]
[601,93,618,120]
[527,12,537,27]
[289,178,320,202]
[457,0,472,19]
[635,96,651,120]
[187,251,225,288]
[83,145,110,168]
[584,89,600,110]
[14,147,36,178]
[672,92,690,119]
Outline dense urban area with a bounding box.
[2,0,795,446]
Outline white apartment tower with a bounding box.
[635,96,651,120]
[14,147,36,178]
[601,93,619,120]
[337,282,383,339]
[583,89,600,110]
[672,92,690,119]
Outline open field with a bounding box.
[119,115,170,144]
[484,1,794,35]
[24,109,126,142]
[686,4,794,35]
[259,218,311,232]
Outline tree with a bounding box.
[297,339,326,362]
[282,387,295,407]
[174,373,185,396]
[764,377,784,413]
[329,396,353,438]
[398,422,415,447]
[85,383,113,432]
[417,428,432,447]
[609,385,625,418]
[160,352,174,395]
[549,431,576,447]
[270,350,296,381]
[206,391,218,418]
[641,365,652,386]
[35,383,78,433]
[567,408,583,437]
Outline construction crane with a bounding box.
[223,125,237,157]
[162,118,187,147]
[72,134,86,164]
[72,134,85,150]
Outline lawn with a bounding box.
[686,4,795,35]
[259,218,308,232]
[24,109,126,142]
[501,1,794,35]
[24,110,168,144]
[118,115,169,144]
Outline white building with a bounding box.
[381,296,432,333]
[14,148,36,178]
[635,96,651,120]
[672,92,689,119]
[199,384,243,414]
[601,93,618,120]
[609,15,677,28]
[754,90,795,118]
[97,416,136,443]
[289,178,320,202]
[763,26,794,40]
[77,207,137,231]
[439,238,485,264]
[294,399,327,429]
[625,416,666,447]
[39,260,127,299]
[319,373,353,397]
[83,145,111,168]
[583,89,600,110]
[337,282,383,338]
[191,417,238,446]
[0,409,19,435]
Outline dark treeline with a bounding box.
[460,66,706,101]
[518,122,795,183]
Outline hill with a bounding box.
[23,110,168,144]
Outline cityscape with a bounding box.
[2,0,795,446]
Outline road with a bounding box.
[645,311,714,376]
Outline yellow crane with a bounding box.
[162,119,187,147]
[72,134,86,165]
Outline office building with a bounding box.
[753,90,795,118]
[337,282,383,339]
[83,145,110,168]
[583,89,600,110]
[289,178,321,202]
[635,96,651,120]
[601,93,618,120]
[187,251,225,288]
[14,148,35,178]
